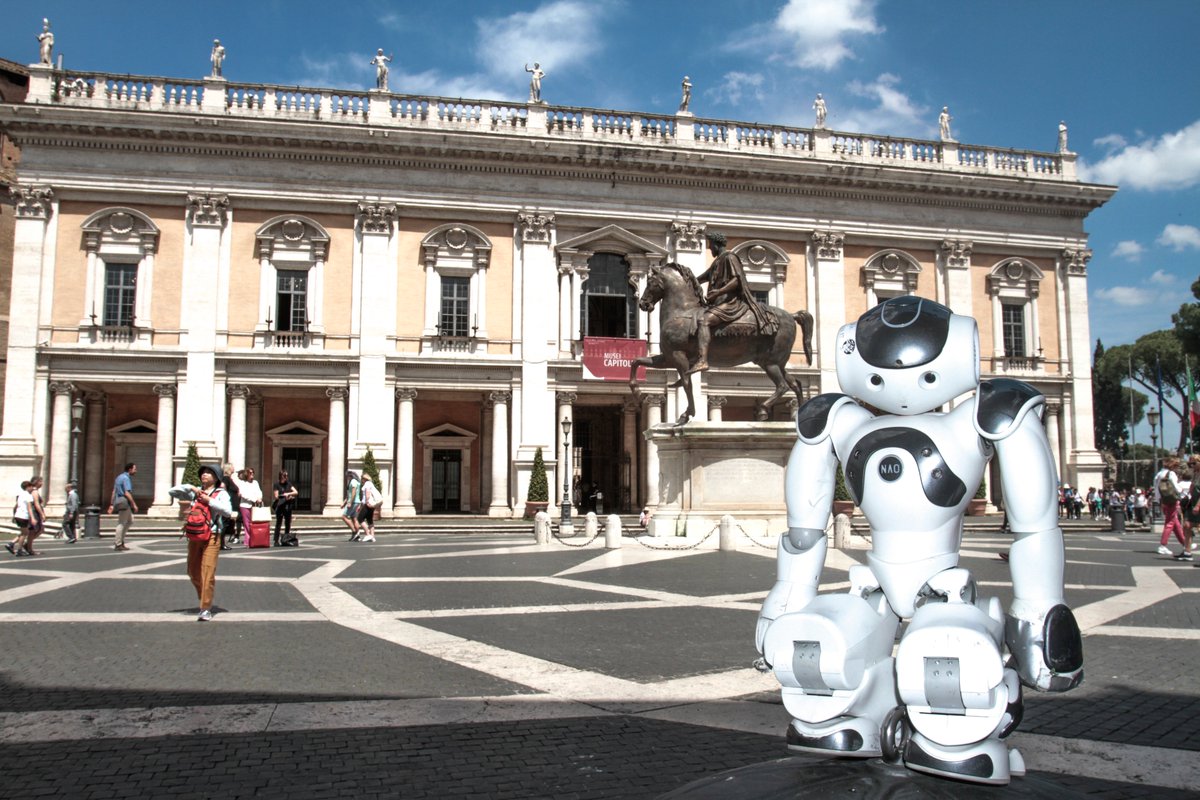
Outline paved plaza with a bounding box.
[0,523,1197,799]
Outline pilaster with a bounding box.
[938,239,973,315]
[351,203,399,479]
[515,212,556,488]
[810,230,846,394]
[1060,247,1104,489]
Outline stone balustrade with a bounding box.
[34,67,1076,181]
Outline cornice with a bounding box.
[1,105,1114,218]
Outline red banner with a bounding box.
[582,337,648,381]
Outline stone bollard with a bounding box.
[833,513,851,549]
[585,512,599,541]
[605,514,622,548]
[719,514,737,552]
[533,510,551,544]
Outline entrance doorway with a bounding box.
[281,447,313,512]
[573,406,626,514]
[431,449,462,512]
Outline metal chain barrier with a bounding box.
[736,522,778,550]
[633,521,721,551]
[549,525,603,547]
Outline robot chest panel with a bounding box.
[838,419,979,512]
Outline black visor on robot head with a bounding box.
[855,296,951,369]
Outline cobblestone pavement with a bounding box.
[0,527,1197,799]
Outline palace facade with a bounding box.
[0,59,1115,517]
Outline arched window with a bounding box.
[254,216,330,349]
[863,250,921,306]
[731,240,789,308]
[80,208,160,343]
[581,253,638,338]
[986,258,1043,370]
[420,224,492,353]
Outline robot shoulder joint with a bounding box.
[796,393,860,444]
[974,379,1044,441]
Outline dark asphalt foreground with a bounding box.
[0,527,1197,799]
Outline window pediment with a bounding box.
[421,224,492,271]
[557,225,667,275]
[82,208,160,255]
[255,216,330,261]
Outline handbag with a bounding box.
[250,506,271,523]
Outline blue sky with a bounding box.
[3,0,1198,354]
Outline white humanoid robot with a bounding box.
[756,296,1083,785]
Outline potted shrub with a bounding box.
[968,477,988,516]
[524,447,550,519]
[362,447,383,519]
[179,442,201,518]
[832,463,855,517]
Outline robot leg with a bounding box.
[894,586,1024,785]
[761,584,899,758]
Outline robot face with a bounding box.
[835,296,979,415]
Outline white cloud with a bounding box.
[836,74,928,138]
[1094,285,1157,307]
[293,53,373,90]
[1158,224,1200,252]
[774,0,882,70]
[1149,268,1178,286]
[1093,133,1127,151]
[1079,120,1200,190]
[706,72,765,107]
[1112,240,1144,261]
[474,0,612,80]
[291,53,503,99]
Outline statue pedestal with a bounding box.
[646,421,792,537]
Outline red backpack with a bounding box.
[184,490,219,541]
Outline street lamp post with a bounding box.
[1148,407,1160,520]
[560,416,572,531]
[69,396,84,486]
[1117,435,1126,488]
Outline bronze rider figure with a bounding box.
[690,232,777,373]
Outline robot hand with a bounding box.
[755,526,826,656]
[1004,602,1083,692]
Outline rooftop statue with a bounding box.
[371,49,392,92]
[939,106,954,142]
[630,233,813,424]
[1058,121,1069,153]
[525,62,545,104]
[678,75,692,114]
[37,19,54,66]
[210,39,225,78]
[813,93,826,129]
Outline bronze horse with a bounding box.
[630,262,813,424]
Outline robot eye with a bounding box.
[868,374,883,388]
[922,372,938,385]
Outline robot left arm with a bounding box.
[979,381,1083,691]
[756,395,863,656]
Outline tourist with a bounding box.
[62,481,80,543]
[357,474,380,543]
[235,467,263,546]
[342,470,362,541]
[7,481,33,557]
[107,462,138,551]
[272,469,299,546]
[171,465,233,621]
[221,463,242,549]
[1154,456,1188,559]
[25,476,46,555]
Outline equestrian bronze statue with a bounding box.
[629,246,813,424]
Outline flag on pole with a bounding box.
[1189,359,1200,431]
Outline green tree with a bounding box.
[361,447,382,491]
[1171,276,1200,357]
[1097,334,1182,446]
[182,442,201,486]
[834,463,851,502]
[1092,340,1129,453]
[527,447,549,502]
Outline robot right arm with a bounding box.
[756,394,867,655]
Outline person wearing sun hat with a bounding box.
[169,464,234,621]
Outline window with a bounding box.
[103,262,137,327]
[582,253,638,338]
[276,270,308,332]
[439,276,471,337]
[751,289,771,305]
[1002,303,1026,357]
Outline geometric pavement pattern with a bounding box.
[0,527,1197,798]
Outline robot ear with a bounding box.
[837,322,858,356]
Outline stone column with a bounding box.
[246,396,264,478]
[83,392,106,506]
[353,203,399,489]
[555,392,576,507]
[1044,400,1063,482]
[513,212,556,506]
[177,194,229,462]
[226,384,249,469]
[325,388,347,515]
[939,239,973,315]
[394,388,417,516]
[811,231,846,394]
[622,398,640,512]
[481,395,494,509]
[47,382,74,509]
[488,391,511,516]
[558,266,574,354]
[708,395,727,422]
[1060,249,1103,489]
[0,187,54,488]
[152,384,177,513]
[643,395,665,507]
[670,222,708,420]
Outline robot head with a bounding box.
[835,296,979,415]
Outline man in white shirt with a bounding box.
[1153,456,1190,559]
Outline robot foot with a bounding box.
[786,716,881,759]
[903,732,1013,785]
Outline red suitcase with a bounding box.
[246,520,271,548]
